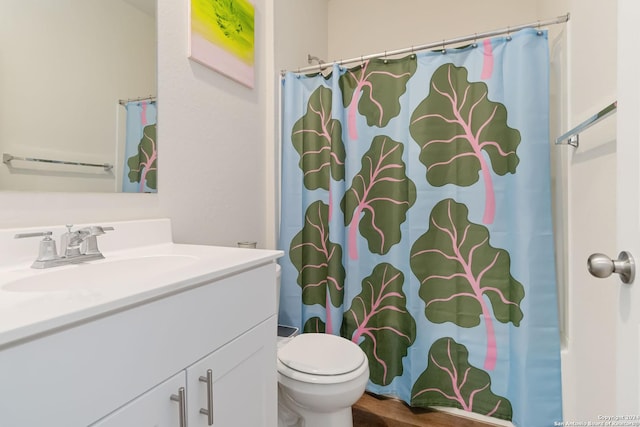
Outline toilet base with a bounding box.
[278,390,354,427]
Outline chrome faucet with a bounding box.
[60,225,113,258]
[15,224,114,269]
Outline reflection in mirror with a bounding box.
[0,0,157,193]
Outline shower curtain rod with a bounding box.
[118,95,156,106]
[285,13,570,75]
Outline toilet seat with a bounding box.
[277,333,367,384]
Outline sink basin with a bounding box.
[2,255,200,293]
[0,218,284,353]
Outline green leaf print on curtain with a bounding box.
[289,200,345,333]
[341,135,416,260]
[291,86,346,190]
[409,63,521,224]
[127,123,157,191]
[340,57,417,140]
[303,317,326,333]
[411,337,513,420]
[410,199,525,371]
[341,263,417,386]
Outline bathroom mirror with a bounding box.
[0,0,157,193]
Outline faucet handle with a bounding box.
[80,225,114,256]
[15,231,53,239]
[14,231,59,262]
[87,225,114,235]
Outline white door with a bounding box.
[615,0,640,414]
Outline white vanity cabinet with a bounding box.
[92,319,276,427]
[0,261,278,427]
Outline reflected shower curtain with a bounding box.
[278,29,562,426]
[122,100,157,193]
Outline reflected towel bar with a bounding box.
[118,95,156,106]
[3,153,113,172]
[556,101,617,148]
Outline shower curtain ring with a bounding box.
[441,40,446,54]
[473,33,478,48]
[506,26,512,41]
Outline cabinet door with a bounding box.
[90,372,186,427]
[187,317,277,427]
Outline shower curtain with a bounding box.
[278,28,562,426]
[122,100,157,193]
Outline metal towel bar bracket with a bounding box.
[556,101,617,148]
[3,153,113,172]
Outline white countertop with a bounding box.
[0,219,283,349]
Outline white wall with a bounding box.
[556,0,618,423]
[155,0,269,247]
[0,0,156,193]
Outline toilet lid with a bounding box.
[278,333,365,376]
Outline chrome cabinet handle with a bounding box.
[170,387,187,427]
[588,251,635,284]
[199,369,214,425]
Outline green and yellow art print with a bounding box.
[188,0,255,88]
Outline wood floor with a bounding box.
[353,393,500,427]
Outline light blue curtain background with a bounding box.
[279,29,562,426]
[122,100,157,193]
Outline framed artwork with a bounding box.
[188,0,255,88]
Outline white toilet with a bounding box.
[275,265,369,427]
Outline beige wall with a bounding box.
[275,0,328,72]
[327,0,539,60]
[273,0,329,246]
